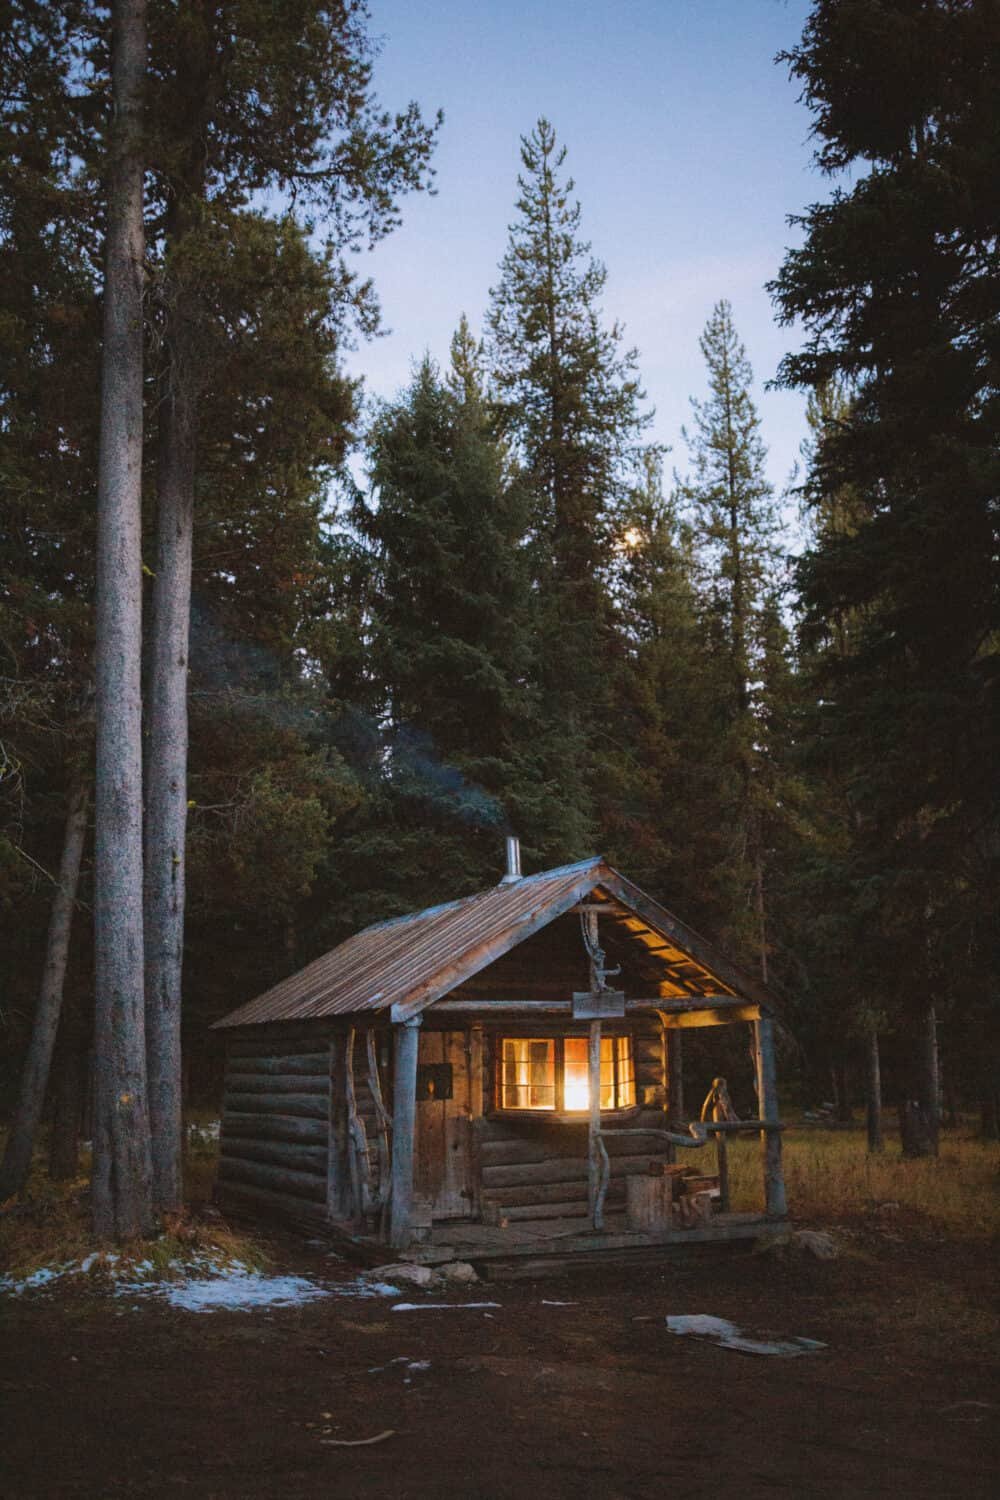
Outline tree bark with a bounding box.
[924,1004,940,1156]
[0,778,89,1201]
[144,302,196,1213]
[864,1030,883,1153]
[899,1099,934,1158]
[92,0,154,1240]
[833,1058,852,1123]
[49,1044,87,1181]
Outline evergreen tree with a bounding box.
[601,453,721,913]
[323,330,572,924]
[770,0,999,1124]
[680,301,797,979]
[0,0,438,1216]
[138,0,440,1210]
[487,119,651,845]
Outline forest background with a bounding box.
[1,0,997,1226]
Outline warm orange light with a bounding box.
[563,1037,590,1111]
[499,1035,635,1112]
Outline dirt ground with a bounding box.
[1,1223,997,1500]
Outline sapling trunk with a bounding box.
[0,778,89,1201]
[49,1044,87,1181]
[865,1031,883,1153]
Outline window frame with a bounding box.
[490,1028,639,1120]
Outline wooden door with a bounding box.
[414,1030,473,1219]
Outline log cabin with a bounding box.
[212,840,787,1272]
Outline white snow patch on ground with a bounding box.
[161,1272,329,1313]
[666,1313,826,1357]
[1,1246,399,1311]
[391,1301,501,1312]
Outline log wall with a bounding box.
[219,1028,333,1226]
[218,1012,678,1235]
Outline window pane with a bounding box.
[501,1037,554,1109]
[563,1037,589,1111]
[615,1036,635,1108]
[499,1035,634,1112]
[600,1035,615,1109]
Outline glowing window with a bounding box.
[499,1035,635,1113]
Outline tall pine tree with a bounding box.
[487,119,651,850]
[770,0,999,1131]
[323,328,568,923]
[680,301,797,981]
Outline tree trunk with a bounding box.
[833,1059,852,1122]
[864,1031,883,1153]
[0,778,89,1201]
[92,0,154,1240]
[924,1004,940,1156]
[49,1044,87,1181]
[899,1099,934,1158]
[144,304,196,1213]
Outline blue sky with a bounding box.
[344,0,818,528]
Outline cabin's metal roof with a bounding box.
[214,857,776,1029]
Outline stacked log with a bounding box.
[476,1111,675,1222]
[218,1029,331,1225]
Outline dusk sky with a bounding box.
[343,0,819,530]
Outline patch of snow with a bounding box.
[666,1313,826,1357]
[161,1272,329,1313]
[391,1301,501,1312]
[1,1244,401,1312]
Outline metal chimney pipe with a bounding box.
[501,835,522,883]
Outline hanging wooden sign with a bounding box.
[572,989,625,1020]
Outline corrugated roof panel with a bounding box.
[213,855,770,1029]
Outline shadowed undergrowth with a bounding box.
[0,1126,267,1283]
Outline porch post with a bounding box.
[588,1020,604,1229]
[389,1015,422,1249]
[754,1014,787,1219]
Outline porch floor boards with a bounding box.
[407,1210,772,1264]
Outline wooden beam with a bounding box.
[426,995,757,1019]
[660,1004,760,1029]
[389,1016,421,1249]
[754,1016,787,1219]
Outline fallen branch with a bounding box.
[321,1429,395,1447]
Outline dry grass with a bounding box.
[725,1125,1000,1237]
[0,1127,266,1283]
